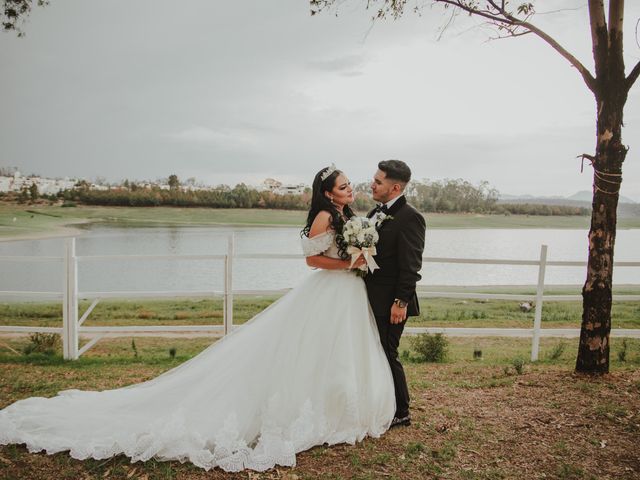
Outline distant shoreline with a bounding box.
[1,204,639,242]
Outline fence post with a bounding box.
[531,244,548,361]
[62,238,79,360]
[223,234,234,335]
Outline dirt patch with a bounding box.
[1,364,638,479]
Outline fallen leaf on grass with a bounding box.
[436,423,449,433]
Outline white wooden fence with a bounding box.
[1,236,639,361]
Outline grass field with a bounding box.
[2,204,639,240]
[0,333,638,479]
[1,206,638,478]
[2,290,639,331]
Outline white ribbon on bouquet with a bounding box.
[347,245,380,273]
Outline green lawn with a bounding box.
[2,291,638,331]
[0,334,638,480]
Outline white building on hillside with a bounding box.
[0,171,77,194]
[258,178,307,195]
[0,176,12,192]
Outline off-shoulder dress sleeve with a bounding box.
[300,233,333,257]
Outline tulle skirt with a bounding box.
[0,269,395,471]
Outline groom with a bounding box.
[365,160,426,428]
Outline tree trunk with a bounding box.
[575,132,625,374]
[576,11,627,374]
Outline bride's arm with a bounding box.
[305,211,362,270]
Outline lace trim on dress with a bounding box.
[300,232,334,257]
[0,393,387,472]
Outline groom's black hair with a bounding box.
[378,159,411,184]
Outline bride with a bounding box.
[0,166,395,472]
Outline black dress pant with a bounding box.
[374,313,410,417]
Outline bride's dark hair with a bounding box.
[301,166,355,260]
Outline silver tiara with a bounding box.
[320,163,337,181]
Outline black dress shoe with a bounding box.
[390,415,411,428]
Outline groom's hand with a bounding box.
[390,303,407,324]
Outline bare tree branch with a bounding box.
[313,0,600,92]
[608,0,624,37]
[433,0,518,27]
[504,16,597,92]
[627,60,640,90]
[433,1,597,93]
[537,5,588,17]
[589,0,607,82]
[437,6,457,41]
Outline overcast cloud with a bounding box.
[1,0,640,200]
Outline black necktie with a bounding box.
[375,204,389,214]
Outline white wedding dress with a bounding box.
[0,232,395,472]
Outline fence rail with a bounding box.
[0,236,638,361]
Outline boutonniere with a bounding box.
[371,211,393,229]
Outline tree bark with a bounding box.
[575,3,627,374]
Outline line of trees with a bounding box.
[1,177,588,216]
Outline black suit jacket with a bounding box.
[364,195,426,317]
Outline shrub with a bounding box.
[410,333,449,363]
[511,357,526,375]
[23,333,60,356]
[548,342,566,361]
[405,442,425,458]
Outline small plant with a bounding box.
[131,339,139,358]
[617,339,628,362]
[431,441,456,463]
[511,357,526,375]
[23,333,60,355]
[169,347,177,359]
[61,201,77,207]
[410,333,449,363]
[348,451,362,468]
[372,452,392,465]
[548,341,566,361]
[405,441,425,458]
[473,348,482,360]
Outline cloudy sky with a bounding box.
[1,0,640,200]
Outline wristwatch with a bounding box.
[393,298,408,308]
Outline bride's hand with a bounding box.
[349,255,367,269]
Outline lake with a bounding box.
[0,224,638,299]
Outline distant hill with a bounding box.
[567,190,637,204]
[498,192,640,218]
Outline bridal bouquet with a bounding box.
[342,216,381,277]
